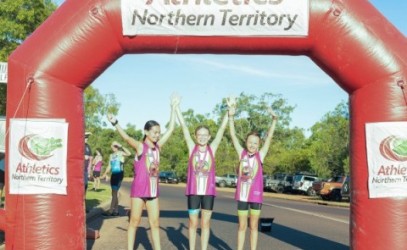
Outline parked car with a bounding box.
[265,173,293,193]
[319,175,348,201]
[292,173,319,195]
[159,171,179,184]
[312,178,328,196]
[215,173,237,187]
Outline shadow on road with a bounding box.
[162,223,189,250]
[87,208,348,250]
[270,223,349,250]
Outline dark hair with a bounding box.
[143,120,160,141]
[94,148,102,157]
[194,125,211,136]
[245,131,261,142]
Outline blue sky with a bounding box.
[53,1,407,133]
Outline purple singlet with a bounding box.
[234,150,264,203]
[130,143,160,198]
[185,145,216,196]
[93,161,102,172]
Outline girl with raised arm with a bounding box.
[228,97,278,250]
[175,96,229,250]
[107,95,178,250]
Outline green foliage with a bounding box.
[84,86,120,129]
[85,94,349,181]
[0,0,56,60]
[307,101,350,178]
[214,92,299,175]
[0,85,5,115]
[160,126,189,180]
[0,0,57,115]
[0,0,352,181]
[272,127,310,175]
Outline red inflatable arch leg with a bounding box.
[3,0,407,249]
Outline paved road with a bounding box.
[0,180,349,249]
[86,181,350,250]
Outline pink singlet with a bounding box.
[185,145,216,196]
[234,150,264,203]
[130,143,160,198]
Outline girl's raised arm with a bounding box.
[210,111,229,156]
[107,113,142,154]
[259,107,278,161]
[175,103,195,154]
[158,94,179,147]
[228,98,244,156]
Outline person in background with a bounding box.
[84,132,92,193]
[84,131,92,213]
[0,151,5,208]
[102,141,131,216]
[107,94,178,250]
[175,95,230,250]
[92,148,103,191]
[228,97,278,250]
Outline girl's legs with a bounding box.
[200,195,214,250]
[93,177,97,191]
[188,212,199,250]
[249,210,260,250]
[128,198,144,250]
[200,209,213,250]
[95,177,100,190]
[237,211,248,250]
[187,195,201,250]
[145,198,161,250]
[110,189,119,213]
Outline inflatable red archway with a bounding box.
[3,0,407,249]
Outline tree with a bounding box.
[0,0,57,115]
[274,127,310,174]
[212,92,300,175]
[307,101,350,178]
[84,86,120,130]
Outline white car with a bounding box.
[292,174,319,195]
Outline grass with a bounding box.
[85,181,111,210]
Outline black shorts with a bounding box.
[0,170,4,183]
[188,195,215,211]
[110,172,124,191]
[237,201,262,211]
[93,171,101,178]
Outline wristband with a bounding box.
[111,120,118,126]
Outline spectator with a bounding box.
[84,132,92,193]
[92,148,103,191]
[0,151,4,208]
[102,142,131,216]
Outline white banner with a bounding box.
[0,62,7,84]
[122,0,309,36]
[366,122,407,198]
[9,119,68,195]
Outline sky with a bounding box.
[52,1,407,134]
